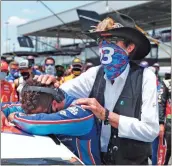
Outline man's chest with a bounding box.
[104,79,126,111]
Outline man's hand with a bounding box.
[159,124,165,139]
[1,111,10,127]
[34,75,60,87]
[76,98,106,120]
[76,98,120,128]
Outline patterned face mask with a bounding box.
[10,69,20,79]
[99,40,129,80]
[45,65,55,75]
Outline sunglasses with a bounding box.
[45,64,54,67]
[97,37,125,45]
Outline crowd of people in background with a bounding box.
[0,56,94,104]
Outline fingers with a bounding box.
[33,75,39,80]
[37,75,45,82]
[46,76,57,85]
[41,75,50,84]
[34,75,57,85]
[54,82,60,88]
[5,119,10,126]
[80,105,93,110]
[76,98,91,105]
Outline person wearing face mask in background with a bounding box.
[6,61,20,83]
[71,58,83,77]
[55,65,65,85]
[27,56,42,76]
[1,61,12,105]
[63,58,83,83]
[44,57,56,76]
[32,64,42,76]
[34,10,159,165]
[0,61,18,106]
[27,55,35,68]
[152,63,160,83]
[14,59,33,100]
[152,63,160,76]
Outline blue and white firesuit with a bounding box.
[2,93,101,165]
[6,73,16,82]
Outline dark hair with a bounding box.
[165,73,171,80]
[21,79,54,114]
[122,38,136,55]
[45,57,55,65]
[123,39,134,48]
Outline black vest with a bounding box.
[89,62,151,165]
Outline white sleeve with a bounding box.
[60,66,100,98]
[118,68,159,142]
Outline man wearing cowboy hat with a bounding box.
[27,10,159,165]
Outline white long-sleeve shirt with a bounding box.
[60,65,159,152]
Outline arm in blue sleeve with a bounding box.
[62,90,76,108]
[12,105,94,136]
[2,105,24,117]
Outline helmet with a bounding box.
[1,61,8,72]
[72,58,83,70]
[140,61,149,68]
[72,58,83,76]
[72,58,82,64]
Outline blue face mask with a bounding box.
[10,69,20,79]
[99,40,129,80]
[45,65,55,75]
[32,69,42,76]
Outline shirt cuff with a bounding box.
[118,115,132,137]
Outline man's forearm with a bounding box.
[101,109,119,128]
[2,106,23,118]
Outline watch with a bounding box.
[104,108,110,125]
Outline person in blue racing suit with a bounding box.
[1,79,101,165]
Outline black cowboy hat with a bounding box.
[76,9,151,60]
